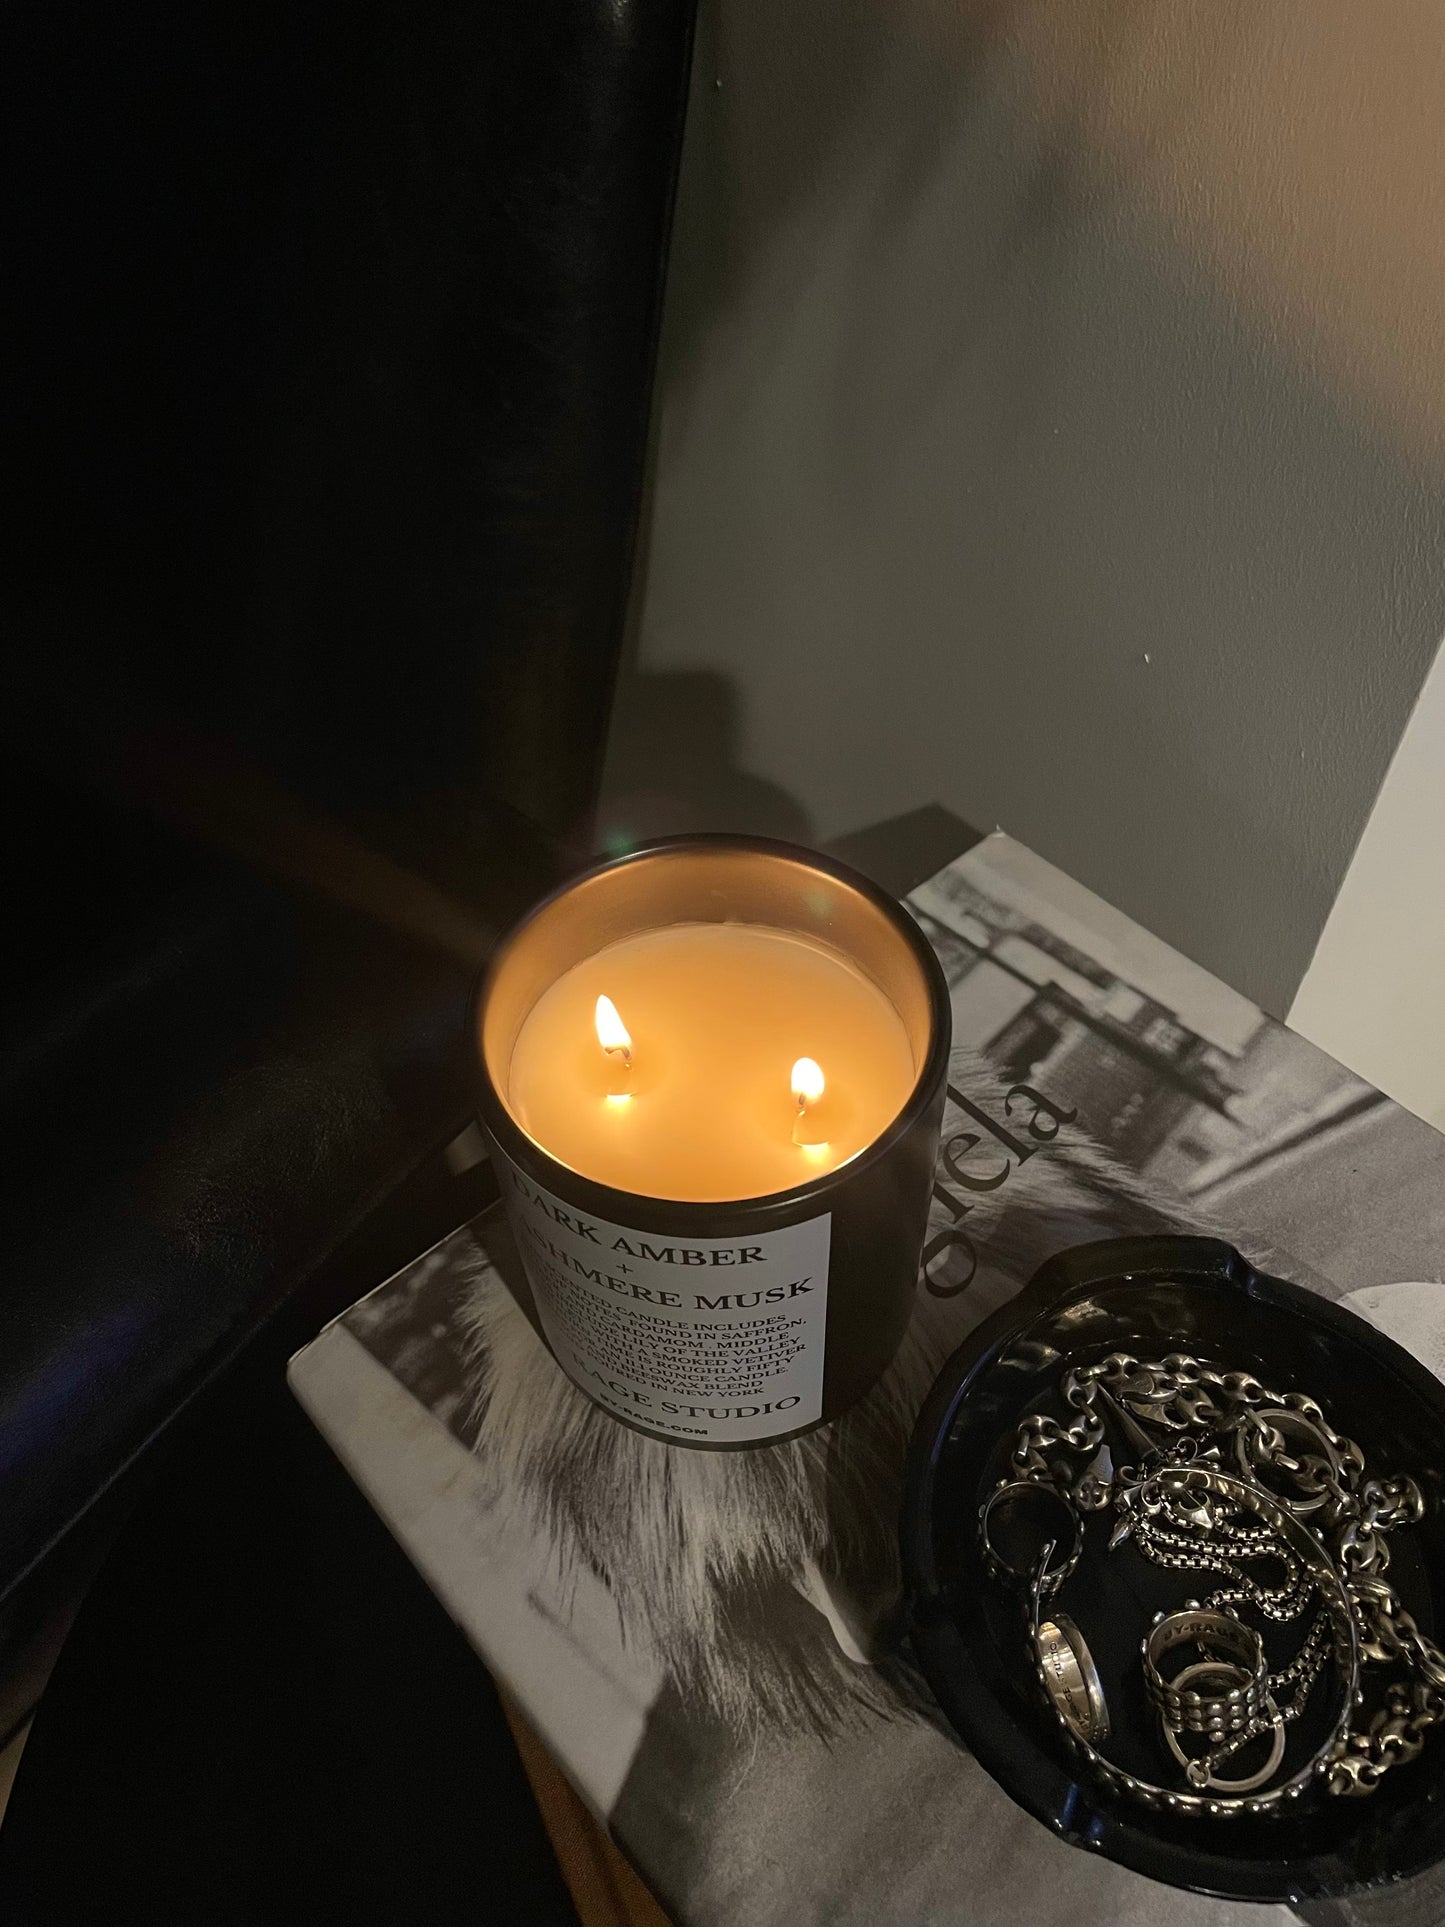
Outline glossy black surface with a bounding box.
[0,1247,578,1924]
[901,1236,1445,1902]
[1,0,696,1623]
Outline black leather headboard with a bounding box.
[1,0,696,1609]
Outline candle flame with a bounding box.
[595,994,632,1065]
[791,1056,825,1111]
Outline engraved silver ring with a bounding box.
[979,1480,1083,1596]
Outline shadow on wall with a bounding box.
[607,0,1445,1017]
[598,669,815,849]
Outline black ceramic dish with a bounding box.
[900,1236,1445,1903]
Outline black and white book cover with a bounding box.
[289,833,1445,1927]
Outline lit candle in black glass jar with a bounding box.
[474,836,949,1448]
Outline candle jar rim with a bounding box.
[471,833,951,1222]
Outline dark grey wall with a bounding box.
[601,0,1445,1015]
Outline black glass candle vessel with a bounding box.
[473,835,950,1448]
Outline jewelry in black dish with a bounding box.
[900,1235,1445,1903]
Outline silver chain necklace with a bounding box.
[996,1351,1445,1803]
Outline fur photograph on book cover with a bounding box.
[340,838,1444,1927]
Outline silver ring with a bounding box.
[979,1480,1083,1595]
[1162,1676,1287,1794]
[1032,1465,1359,1817]
[1142,1609,1268,1735]
[1034,1613,1110,1743]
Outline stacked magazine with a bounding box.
[290,833,1445,1927]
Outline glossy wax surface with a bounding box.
[506,922,916,1201]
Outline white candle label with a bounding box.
[496,1153,832,1444]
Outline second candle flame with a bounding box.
[791,1056,825,1112]
[792,1056,827,1151]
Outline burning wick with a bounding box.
[595,994,632,1069]
[595,994,633,1099]
[791,1056,827,1148]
